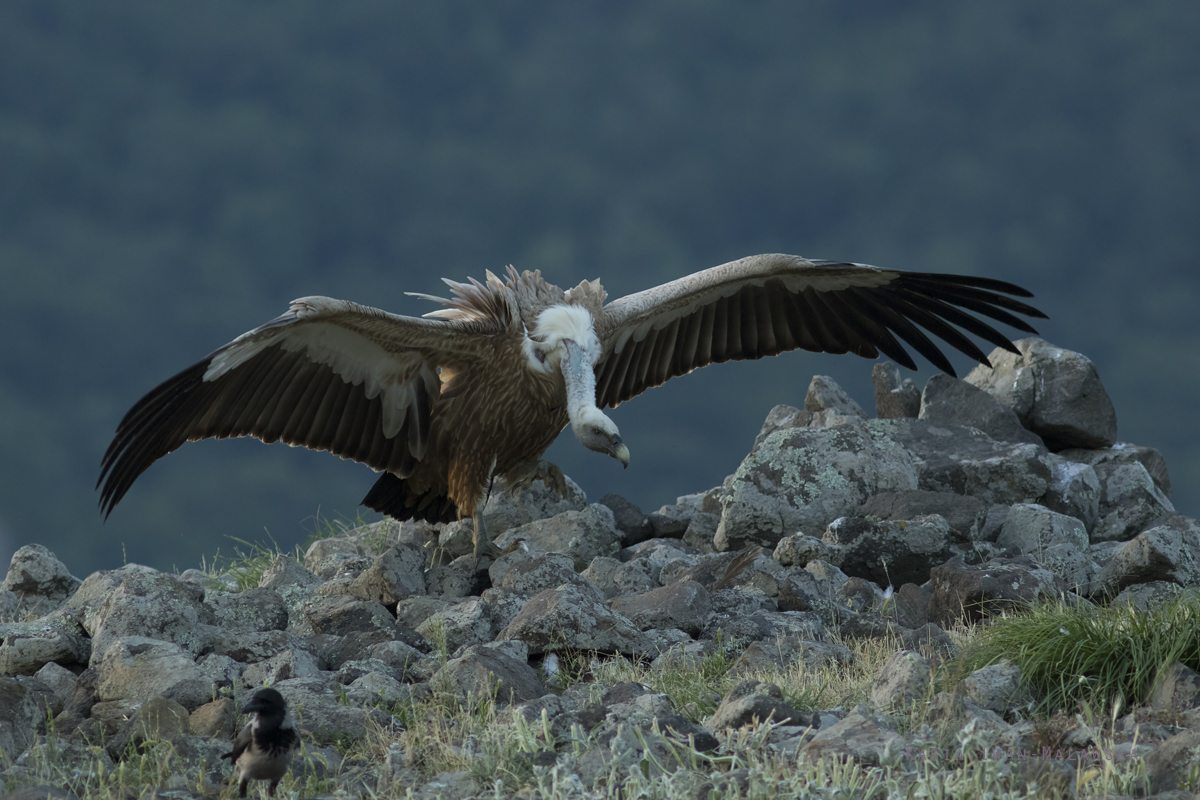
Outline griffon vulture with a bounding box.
[98,253,1046,563]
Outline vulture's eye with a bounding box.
[592,427,603,436]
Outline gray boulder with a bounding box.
[960,659,1036,718]
[919,374,1044,446]
[753,404,815,449]
[995,503,1088,556]
[1041,455,1102,532]
[1096,515,1200,595]
[870,650,930,711]
[823,514,951,587]
[2,545,80,617]
[0,622,90,676]
[609,580,712,636]
[964,338,1118,449]
[859,490,987,543]
[94,636,212,710]
[928,556,1065,625]
[805,374,867,418]
[716,421,920,552]
[1092,461,1175,542]
[347,542,427,608]
[496,583,652,657]
[706,680,817,730]
[494,504,622,571]
[86,570,217,659]
[1059,442,1171,498]
[798,706,902,768]
[206,587,288,632]
[435,644,544,706]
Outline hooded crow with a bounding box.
[221,688,300,797]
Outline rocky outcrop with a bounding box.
[3,338,1197,797]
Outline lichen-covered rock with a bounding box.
[927,556,1065,625]
[1096,515,1200,594]
[715,421,920,552]
[703,609,822,645]
[105,694,191,760]
[0,622,90,675]
[240,645,322,688]
[268,677,399,743]
[959,659,1035,718]
[497,583,652,657]
[1141,728,1200,796]
[490,550,603,602]
[94,636,212,710]
[598,493,653,544]
[87,571,217,659]
[417,597,493,654]
[798,706,902,767]
[731,635,850,675]
[773,533,844,567]
[919,374,1044,447]
[823,514,951,587]
[805,374,867,418]
[482,470,587,535]
[347,542,427,608]
[1041,455,1101,532]
[303,594,397,636]
[1149,661,1200,713]
[870,650,930,711]
[434,643,544,705]
[609,580,712,636]
[0,675,60,757]
[1060,442,1171,498]
[859,490,987,543]
[2,545,80,617]
[964,338,1118,449]
[707,680,817,730]
[494,504,622,571]
[581,556,658,599]
[753,404,815,449]
[206,587,288,632]
[1092,462,1175,542]
[996,503,1088,556]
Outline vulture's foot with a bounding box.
[471,513,503,571]
[525,460,568,498]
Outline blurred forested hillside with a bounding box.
[2,1,1198,575]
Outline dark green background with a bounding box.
[3,2,1197,576]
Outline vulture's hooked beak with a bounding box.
[610,436,630,468]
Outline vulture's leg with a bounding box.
[471,512,503,569]
[510,460,568,498]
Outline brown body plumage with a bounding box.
[98,254,1046,563]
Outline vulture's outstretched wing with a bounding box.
[593,254,1045,409]
[98,296,504,518]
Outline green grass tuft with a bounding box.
[957,593,1200,715]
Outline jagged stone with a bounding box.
[598,493,653,544]
[798,706,901,767]
[489,550,603,602]
[1042,455,1102,532]
[0,622,90,675]
[494,504,622,571]
[496,583,652,657]
[871,650,930,711]
[823,514,951,587]
[105,694,190,760]
[190,697,237,739]
[1143,729,1200,796]
[609,580,712,636]
[206,587,288,632]
[417,597,493,653]
[1149,662,1200,713]
[919,374,1044,446]
[1096,515,1200,595]
[703,609,822,645]
[1092,462,1175,542]
[731,635,850,675]
[996,503,1088,556]
[240,645,322,688]
[960,659,1035,718]
[347,542,427,608]
[1060,442,1171,498]
[927,556,1065,625]
[707,680,817,729]
[754,404,814,449]
[435,643,545,706]
[859,490,987,543]
[2,545,80,617]
[303,594,397,636]
[94,636,211,711]
[965,338,1118,449]
[805,374,868,418]
[773,533,844,567]
[86,570,217,660]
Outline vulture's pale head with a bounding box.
[572,406,630,467]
